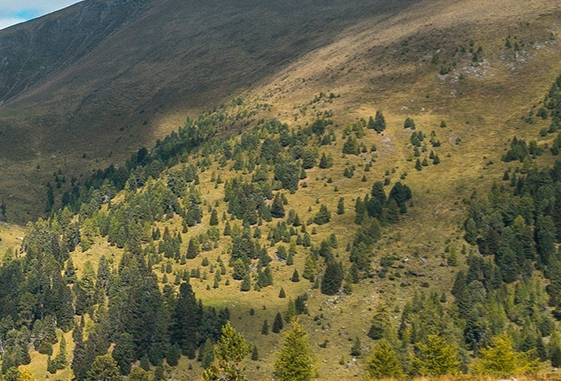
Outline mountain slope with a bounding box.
[1,0,561,380]
[0,0,423,221]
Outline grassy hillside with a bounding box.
[0,0,561,380]
[1,0,559,222]
[0,0,419,222]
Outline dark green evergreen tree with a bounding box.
[209,209,219,226]
[350,336,361,357]
[321,262,344,295]
[404,117,416,129]
[337,198,345,215]
[272,312,284,333]
[186,238,200,259]
[64,258,77,284]
[112,333,135,375]
[166,343,181,367]
[171,282,201,358]
[313,204,331,225]
[291,269,300,282]
[201,338,215,370]
[343,136,360,155]
[251,345,259,361]
[271,193,286,218]
[240,273,251,292]
[372,110,386,133]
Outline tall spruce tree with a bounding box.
[472,333,539,377]
[186,238,200,259]
[112,333,135,375]
[272,312,284,333]
[274,319,315,381]
[85,354,121,381]
[413,334,461,377]
[366,339,404,380]
[321,261,343,295]
[202,322,251,381]
[271,193,286,218]
[171,282,201,357]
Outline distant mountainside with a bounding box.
[0,0,151,104]
[0,0,424,221]
[0,0,559,223]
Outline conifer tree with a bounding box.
[186,238,199,259]
[319,153,333,169]
[286,299,297,322]
[372,110,386,133]
[171,282,201,358]
[166,343,181,367]
[302,255,317,281]
[366,339,404,380]
[75,261,97,316]
[279,288,286,298]
[291,269,300,282]
[232,259,247,280]
[550,330,561,367]
[274,319,315,381]
[386,198,400,223]
[86,355,121,381]
[413,334,461,376]
[154,365,165,381]
[262,320,269,335]
[342,136,360,155]
[272,312,284,333]
[271,193,286,218]
[404,117,416,129]
[55,335,67,370]
[47,356,57,374]
[313,204,331,225]
[209,209,219,226]
[129,367,151,381]
[71,323,87,379]
[201,338,215,370]
[355,197,366,224]
[251,345,259,361]
[224,221,232,236]
[286,251,294,265]
[240,273,251,292]
[368,303,391,341]
[321,261,344,295]
[337,197,345,215]
[472,333,539,377]
[350,336,362,357]
[202,322,251,381]
[64,258,77,284]
[139,354,150,371]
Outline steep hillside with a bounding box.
[2,0,561,380]
[0,0,420,222]
[1,0,560,223]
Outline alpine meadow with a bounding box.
[2,0,561,380]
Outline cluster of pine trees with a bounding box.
[0,100,417,380]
